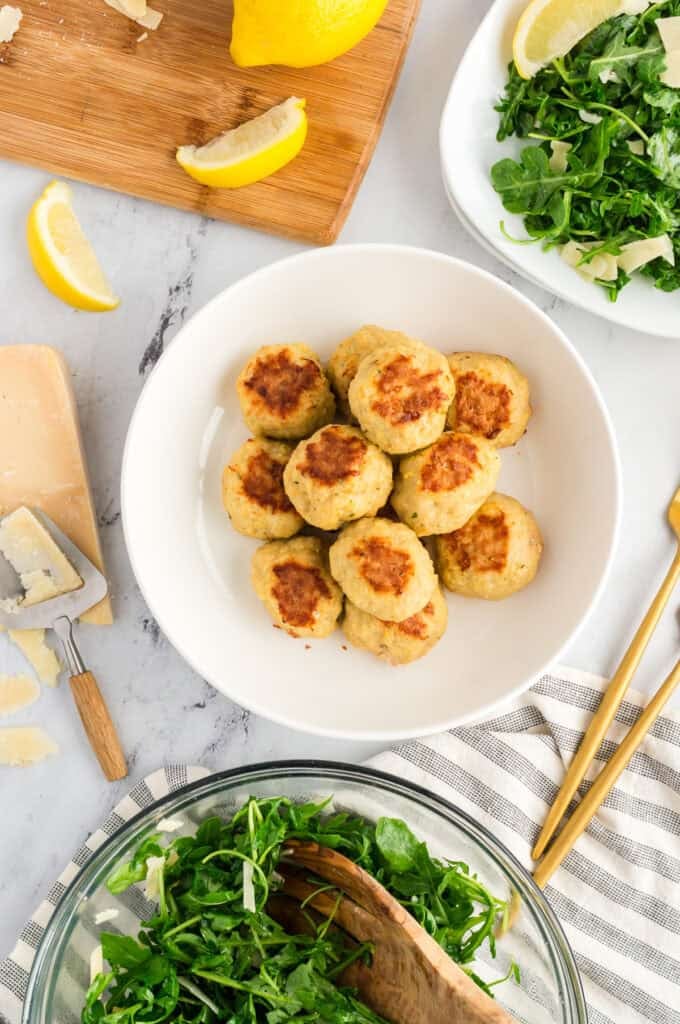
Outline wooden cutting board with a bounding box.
[0,1,420,244]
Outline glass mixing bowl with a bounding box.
[23,762,586,1024]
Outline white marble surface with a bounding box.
[1,0,680,960]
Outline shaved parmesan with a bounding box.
[144,855,166,899]
[0,5,22,43]
[242,861,256,913]
[598,68,620,84]
[6,628,61,685]
[157,817,184,833]
[621,0,651,11]
[579,109,602,125]
[657,16,680,53]
[119,0,147,15]
[0,673,39,717]
[617,235,674,273]
[561,240,619,282]
[90,944,103,982]
[94,908,120,925]
[549,140,572,173]
[661,51,680,88]
[103,0,162,30]
[0,726,58,766]
[627,139,645,155]
[656,17,680,87]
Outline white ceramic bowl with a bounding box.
[441,0,680,337]
[122,245,621,740]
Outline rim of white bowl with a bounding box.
[122,243,623,740]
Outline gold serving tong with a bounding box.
[532,486,680,887]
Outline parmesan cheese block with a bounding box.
[0,673,39,716]
[0,346,112,625]
[0,726,58,766]
[0,5,22,44]
[0,506,82,607]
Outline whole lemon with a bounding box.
[230,0,390,68]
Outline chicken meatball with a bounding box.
[222,438,303,540]
[391,432,500,537]
[283,424,393,531]
[343,585,448,665]
[327,325,422,419]
[348,344,455,455]
[251,537,343,638]
[329,517,437,622]
[434,493,543,600]
[446,352,531,448]
[237,344,335,440]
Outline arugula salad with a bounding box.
[491,0,680,299]
[84,797,514,1024]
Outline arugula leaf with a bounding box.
[648,125,680,187]
[587,31,663,84]
[375,818,421,873]
[100,934,151,970]
[107,836,163,894]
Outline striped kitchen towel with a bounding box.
[1,666,679,1024]
[369,665,680,1024]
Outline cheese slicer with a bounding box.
[0,508,127,781]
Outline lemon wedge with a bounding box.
[176,98,307,189]
[26,181,119,312]
[512,0,639,79]
[230,0,389,68]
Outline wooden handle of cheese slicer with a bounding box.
[70,671,127,781]
[54,615,127,781]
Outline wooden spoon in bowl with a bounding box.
[277,840,515,1024]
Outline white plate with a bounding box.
[122,245,621,740]
[441,0,680,338]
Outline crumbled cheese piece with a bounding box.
[627,139,645,155]
[561,240,619,282]
[549,140,572,173]
[156,817,184,833]
[0,507,82,608]
[617,234,675,273]
[90,944,104,982]
[144,855,166,899]
[598,68,620,84]
[94,908,120,925]
[0,726,58,766]
[103,0,162,29]
[0,5,22,44]
[578,109,602,125]
[6,628,61,685]
[0,673,40,717]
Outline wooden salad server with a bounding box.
[277,840,515,1024]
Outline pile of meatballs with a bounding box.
[222,326,543,666]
